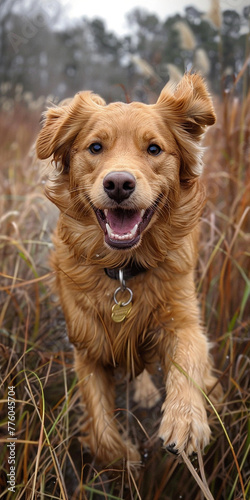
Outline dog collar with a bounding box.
[106,266,145,323]
[104,262,147,281]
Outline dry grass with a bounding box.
[0,77,249,500]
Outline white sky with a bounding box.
[66,0,248,35]
[67,0,209,34]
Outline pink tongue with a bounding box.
[107,209,142,235]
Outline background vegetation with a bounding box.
[0,0,249,498]
[0,0,250,102]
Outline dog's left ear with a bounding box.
[156,73,216,179]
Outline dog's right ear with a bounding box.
[36,92,106,161]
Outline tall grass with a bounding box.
[0,78,249,499]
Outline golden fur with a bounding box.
[36,73,221,467]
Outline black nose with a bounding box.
[103,171,136,204]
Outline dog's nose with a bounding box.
[103,171,136,204]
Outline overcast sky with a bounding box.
[66,0,248,34]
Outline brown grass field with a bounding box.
[0,74,249,499]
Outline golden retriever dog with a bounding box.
[36,73,221,467]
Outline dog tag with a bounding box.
[111,301,132,323]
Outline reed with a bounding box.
[0,73,249,499]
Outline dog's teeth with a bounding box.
[106,223,112,237]
[104,209,108,217]
[141,209,145,217]
[131,224,138,237]
[106,222,138,241]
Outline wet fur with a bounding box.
[36,73,222,466]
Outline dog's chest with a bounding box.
[92,272,172,372]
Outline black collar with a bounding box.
[104,262,148,281]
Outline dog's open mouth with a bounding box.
[94,203,158,249]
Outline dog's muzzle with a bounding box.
[93,172,160,249]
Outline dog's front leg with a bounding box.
[159,325,216,456]
[74,349,141,466]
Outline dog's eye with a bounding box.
[89,143,103,154]
[147,144,162,156]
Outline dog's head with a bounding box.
[36,73,215,253]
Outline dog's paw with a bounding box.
[96,439,141,468]
[133,370,161,409]
[159,400,211,456]
[165,442,179,455]
[124,441,142,465]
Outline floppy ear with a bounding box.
[156,73,216,179]
[36,91,106,164]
